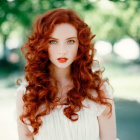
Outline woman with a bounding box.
[16,8,117,140]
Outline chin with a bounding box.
[55,61,72,68]
[56,64,71,69]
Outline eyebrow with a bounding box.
[49,37,77,40]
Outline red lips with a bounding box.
[57,57,68,60]
[57,57,68,63]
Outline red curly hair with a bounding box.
[17,8,113,137]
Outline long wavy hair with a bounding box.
[17,8,113,137]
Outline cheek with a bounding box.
[48,48,55,58]
[70,45,79,57]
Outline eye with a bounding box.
[49,40,56,44]
[68,40,75,44]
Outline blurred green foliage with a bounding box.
[0,0,140,76]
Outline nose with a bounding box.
[58,43,67,55]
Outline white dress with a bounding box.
[16,80,118,140]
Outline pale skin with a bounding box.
[48,23,79,101]
[16,23,117,140]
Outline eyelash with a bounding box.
[68,40,75,44]
[49,40,56,44]
[49,40,75,44]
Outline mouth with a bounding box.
[57,57,68,63]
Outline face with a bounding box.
[48,23,79,69]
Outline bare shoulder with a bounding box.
[16,83,34,140]
[16,83,26,115]
[101,81,114,100]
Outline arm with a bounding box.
[97,81,117,140]
[16,85,34,140]
[97,99,117,140]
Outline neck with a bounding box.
[49,63,72,86]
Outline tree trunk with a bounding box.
[3,34,9,62]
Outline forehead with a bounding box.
[50,23,78,38]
